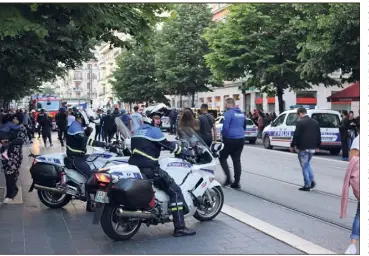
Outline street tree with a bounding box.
[0,4,170,104]
[204,4,311,113]
[155,4,219,107]
[111,40,169,105]
[292,3,360,85]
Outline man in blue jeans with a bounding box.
[290,107,321,191]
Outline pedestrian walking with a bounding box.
[257,111,265,138]
[55,107,68,146]
[177,108,200,138]
[37,109,53,147]
[341,135,359,254]
[290,107,321,191]
[339,110,350,161]
[67,108,75,138]
[94,109,103,141]
[1,114,27,203]
[219,98,246,189]
[169,109,178,135]
[175,109,183,140]
[198,104,216,147]
[22,110,33,143]
[30,110,36,139]
[102,110,115,143]
[130,106,143,134]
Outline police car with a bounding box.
[215,116,258,144]
[262,109,342,155]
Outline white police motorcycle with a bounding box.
[89,127,225,241]
[28,118,132,209]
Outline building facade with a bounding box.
[96,32,130,109]
[167,4,359,114]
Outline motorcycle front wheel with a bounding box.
[100,205,141,241]
[194,186,224,221]
[37,190,72,209]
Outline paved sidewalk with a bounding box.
[0,135,304,255]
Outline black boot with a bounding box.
[86,200,96,212]
[174,227,196,237]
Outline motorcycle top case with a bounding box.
[30,163,62,186]
[111,178,154,210]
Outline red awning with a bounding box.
[327,82,360,102]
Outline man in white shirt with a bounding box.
[130,106,143,134]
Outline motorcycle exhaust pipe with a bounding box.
[116,208,155,219]
[34,184,65,194]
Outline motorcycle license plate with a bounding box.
[95,190,107,203]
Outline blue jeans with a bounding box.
[351,202,360,240]
[297,151,314,187]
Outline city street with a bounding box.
[0,133,356,254]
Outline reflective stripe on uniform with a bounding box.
[67,130,84,135]
[67,145,84,153]
[174,145,182,154]
[171,202,183,206]
[132,148,159,161]
[171,206,184,211]
[87,139,95,146]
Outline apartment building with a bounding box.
[168,3,357,114]
[60,60,100,108]
[96,33,131,109]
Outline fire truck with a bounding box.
[29,94,62,130]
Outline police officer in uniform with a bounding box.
[128,111,196,237]
[66,111,105,211]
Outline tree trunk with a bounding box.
[191,92,195,108]
[179,95,183,108]
[276,85,284,114]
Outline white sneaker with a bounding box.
[345,244,357,254]
[3,198,13,204]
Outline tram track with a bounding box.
[241,170,356,203]
[229,187,351,231]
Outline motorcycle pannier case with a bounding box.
[111,178,154,210]
[30,163,61,186]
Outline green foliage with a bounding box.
[293,3,360,84]
[0,3,170,102]
[111,39,169,104]
[155,4,219,107]
[41,87,55,95]
[204,4,310,113]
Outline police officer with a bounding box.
[66,111,105,211]
[55,107,68,146]
[128,111,196,237]
[37,109,53,147]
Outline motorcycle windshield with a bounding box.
[114,117,131,140]
[177,127,209,150]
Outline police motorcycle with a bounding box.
[88,126,225,241]
[27,116,132,209]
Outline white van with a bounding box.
[262,109,342,155]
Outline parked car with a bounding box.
[215,116,258,144]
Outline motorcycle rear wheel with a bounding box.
[194,186,224,221]
[100,205,141,241]
[37,190,72,209]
